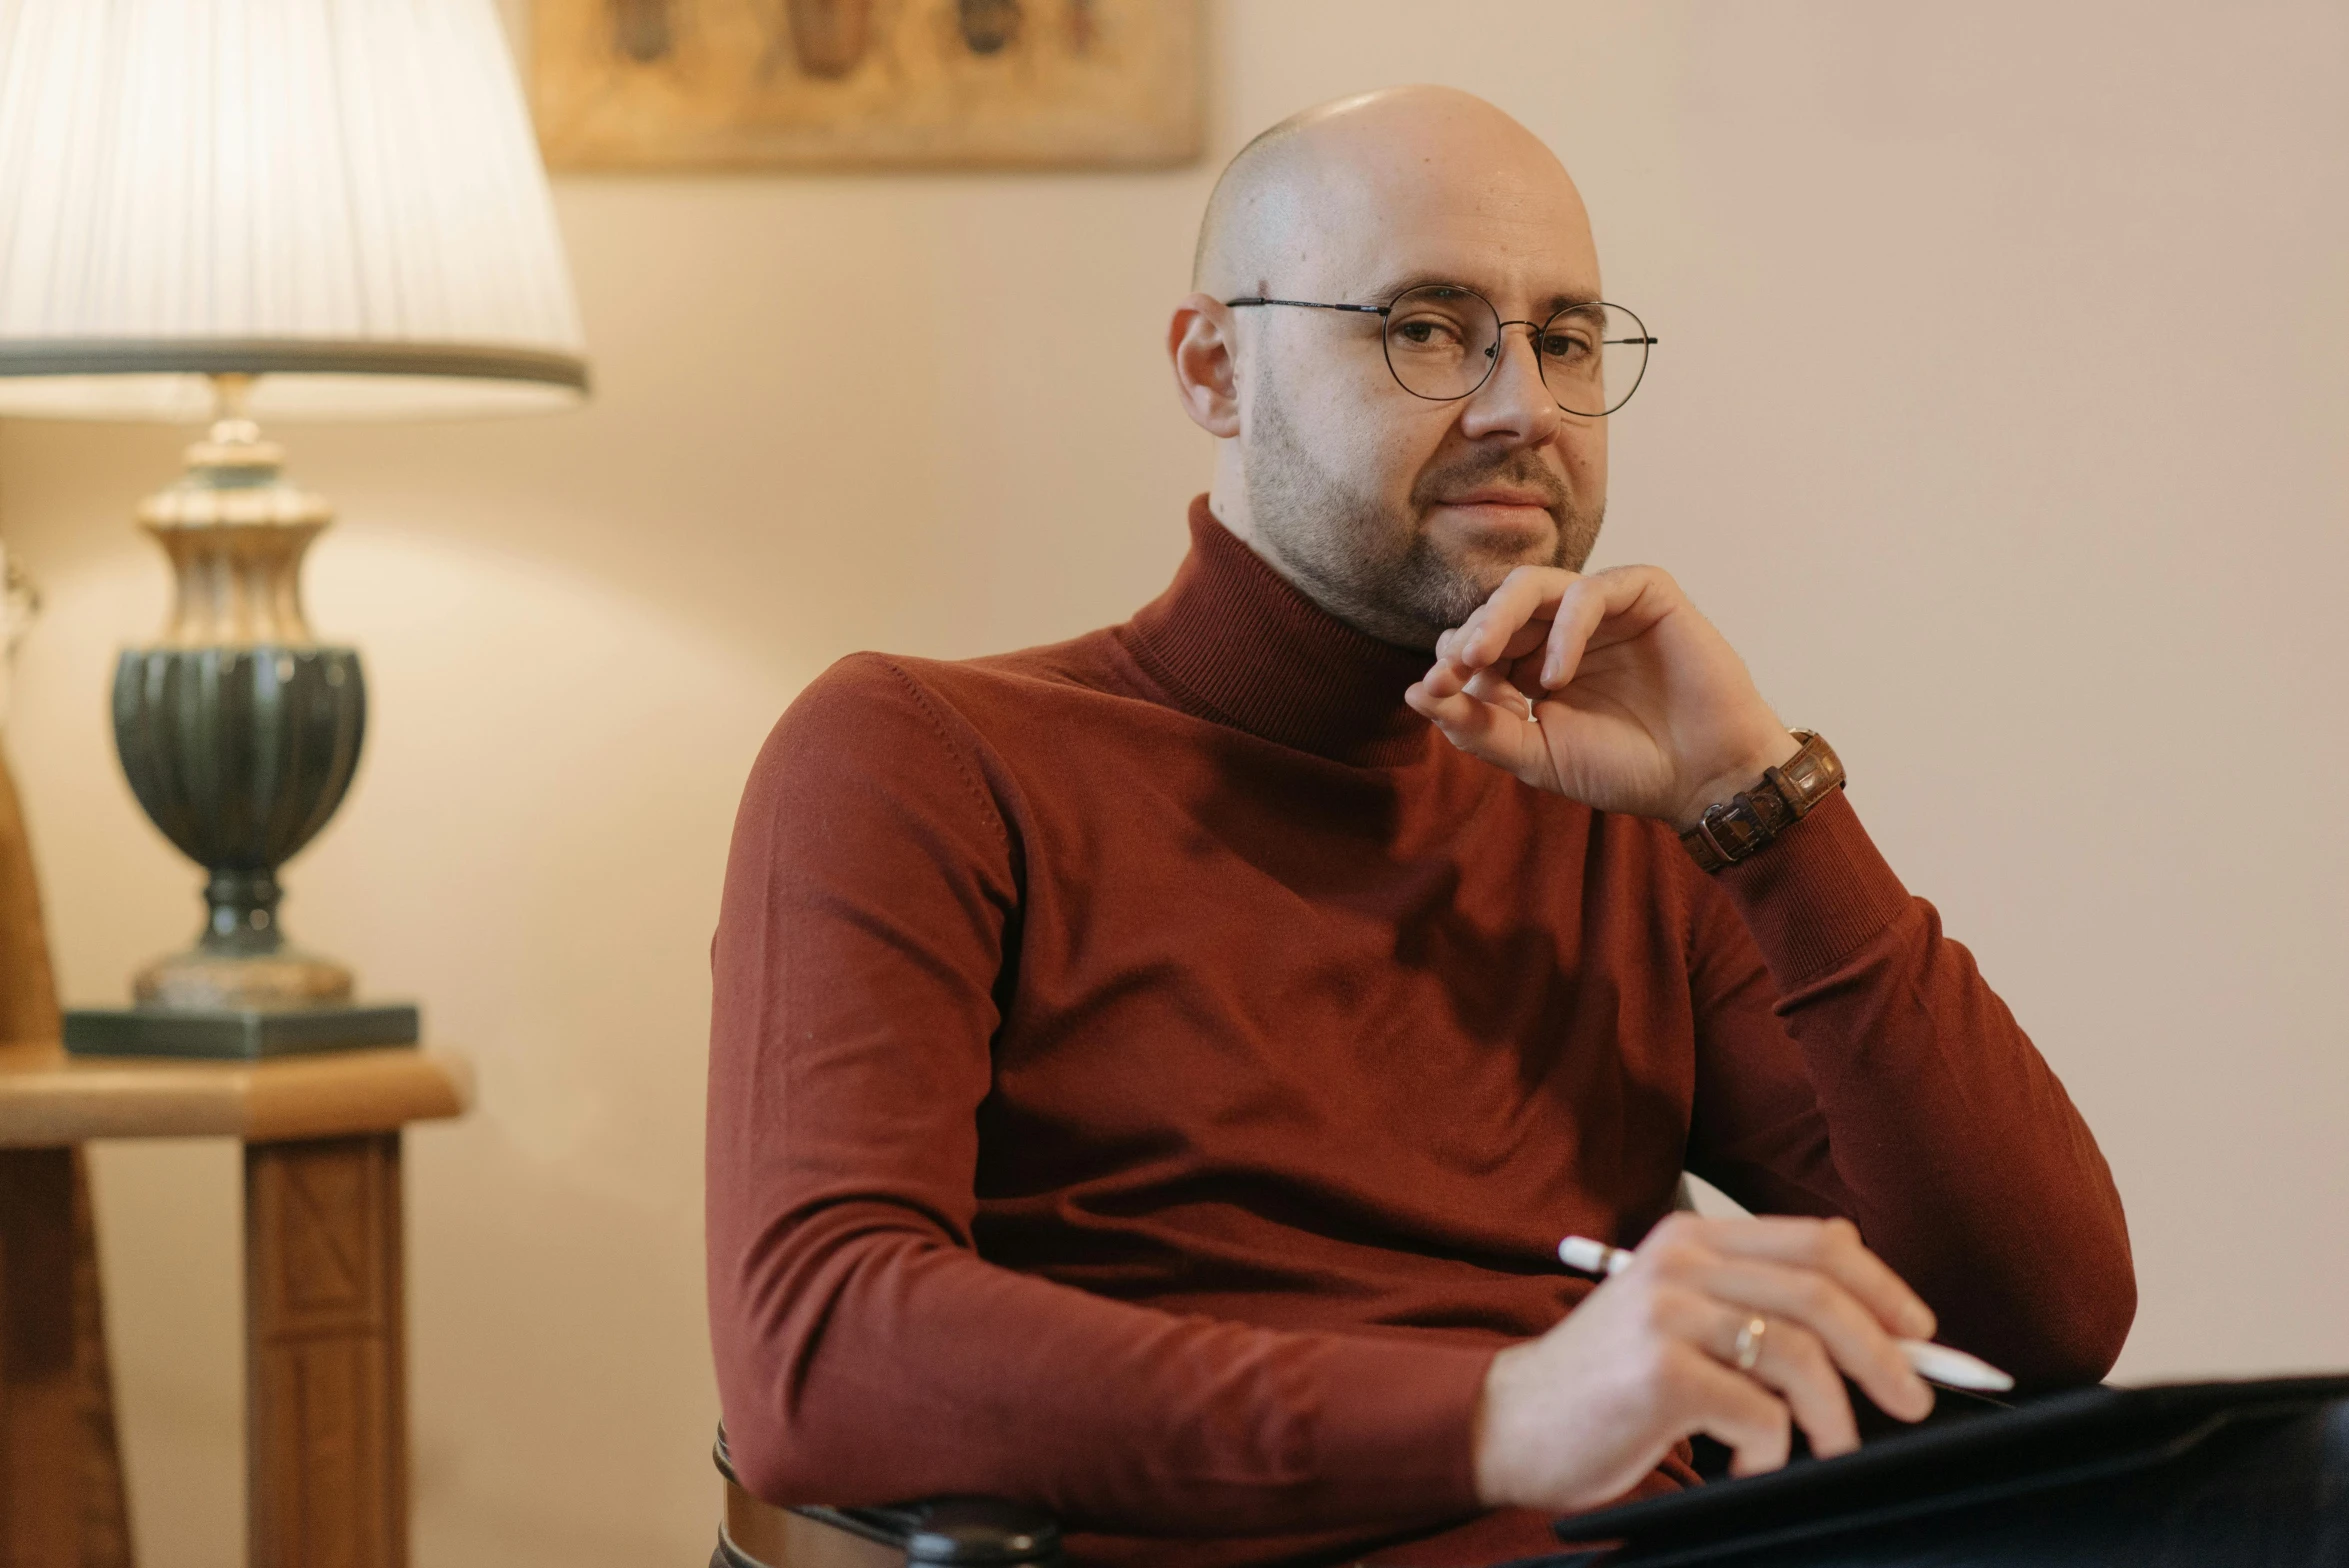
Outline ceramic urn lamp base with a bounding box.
[61,376,419,1061]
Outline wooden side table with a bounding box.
[0,1039,469,1568]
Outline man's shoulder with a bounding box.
[746,629,1136,826]
[782,627,1141,748]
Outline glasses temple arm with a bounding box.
[1223,298,1388,316]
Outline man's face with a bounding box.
[1229,139,1610,650]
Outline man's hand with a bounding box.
[1403,565,1798,829]
[1473,1215,1938,1514]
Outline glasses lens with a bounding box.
[1537,302,1650,416]
[1382,286,1502,400]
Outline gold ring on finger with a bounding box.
[1733,1315,1768,1373]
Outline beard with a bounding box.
[1239,375,1605,650]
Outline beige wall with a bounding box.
[2,1,2345,1561]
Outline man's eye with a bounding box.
[1393,317,1464,348]
[1540,331,1595,360]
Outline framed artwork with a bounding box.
[532,0,1204,170]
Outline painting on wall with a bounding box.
[532,0,1204,170]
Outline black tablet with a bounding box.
[1543,1375,2349,1566]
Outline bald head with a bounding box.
[1192,86,1594,301]
[1172,87,1613,649]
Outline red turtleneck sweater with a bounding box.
[706,499,2133,1567]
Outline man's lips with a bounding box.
[1433,489,1556,509]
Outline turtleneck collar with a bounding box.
[1117,496,1437,768]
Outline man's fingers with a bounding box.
[1427,566,1684,701]
[1675,1215,1937,1341]
[1652,1290,1860,1461]
[1431,619,1553,698]
[1632,1214,1936,1422]
[1424,629,1516,698]
[1430,567,1581,684]
[1694,1261,1929,1423]
[1464,569,1576,665]
[1463,666,1538,716]
[1712,1311,1860,1460]
[1431,562,1687,686]
[1539,578,1613,692]
[1540,566,1679,691]
[1405,680,1539,772]
[1670,1348,1796,1478]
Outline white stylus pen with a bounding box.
[1557,1235,2016,1393]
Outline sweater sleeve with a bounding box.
[1679,790,2136,1389]
[704,655,1493,1535]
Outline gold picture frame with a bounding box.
[532,0,1204,171]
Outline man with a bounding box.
[708,88,2137,1564]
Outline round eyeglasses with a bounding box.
[1224,285,1656,416]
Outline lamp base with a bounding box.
[133,940,353,1011]
[62,1002,420,1060]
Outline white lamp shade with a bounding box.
[0,0,589,421]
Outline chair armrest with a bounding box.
[714,1424,1062,1565]
[794,1500,1062,1564]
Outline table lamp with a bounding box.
[0,0,590,1057]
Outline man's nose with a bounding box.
[1458,322,1563,444]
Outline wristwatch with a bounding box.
[1678,730,1845,873]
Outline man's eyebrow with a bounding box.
[1348,271,1605,313]
[1349,268,1472,302]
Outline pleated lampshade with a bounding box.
[0,0,588,421]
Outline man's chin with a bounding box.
[1422,500,1561,558]
[1421,502,1566,589]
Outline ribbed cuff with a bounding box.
[1713,790,1914,989]
[1303,1335,1496,1523]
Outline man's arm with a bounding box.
[705,654,1493,1535]
[1408,561,2137,1509]
[1680,790,2136,1387]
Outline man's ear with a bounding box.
[1168,293,1242,439]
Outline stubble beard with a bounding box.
[1240,376,1605,651]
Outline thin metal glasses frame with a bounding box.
[1223,288,1657,415]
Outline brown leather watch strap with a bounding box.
[1678,730,1846,873]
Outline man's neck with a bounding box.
[1202,472,1440,653]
